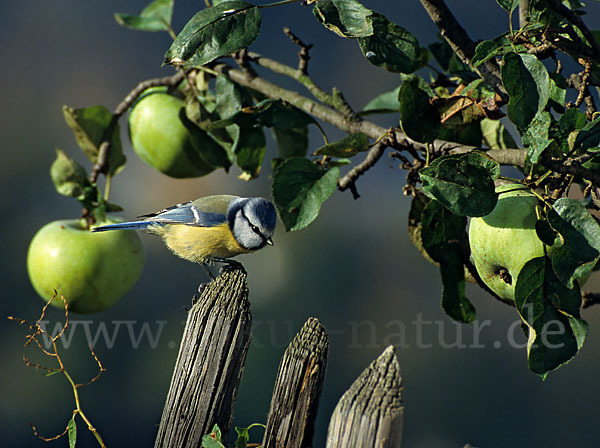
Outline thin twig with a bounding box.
[541,155,600,186]
[76,345,106,388]
[234,48,258,79]
[544,0,600,62]
[30,422,68,442]
[245,51,359,121]
[209,59,527,167]
[418,0,508,101]
[283,27,312,75]
[338,139,388,198]
[89,71,185,184]
[519,0,530,28]
[568,59,596,115]
[10,296,107,447]
[82,70,185,226]
[540,28,599,64]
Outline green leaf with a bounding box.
[419,152,499,217]
[547,198,600,288]
[235,426,250,448]
[548,72,567,112]
[428,40,454,71]
[438,122,484,147]
[249,99,315,129]
[234,125,266,179]
[325,158,352,167]
[210,99,315,130]
[313,133,369,157]
[439,252,475,323]
[202,424,226,448]
[496,0,519,13]
[524,111,552,163]
[62,105,126,176]
[272,158,340,231]
[358,12,421,73]
[408,192,435,265]
[164,1,261,67]
[114,0,174,32]
[536,218,558,246]
[50,149,90,198]
[515,256,588,376]
[361,86,400,114]
[574,115,600,151]
[234,423,265,448]
[421,199,475,323]
[179,110,232,171]
[472,35,511,66]
[480,118,518,149]
[68,415,77,448]
[313,0,373,38]
[461,78,497,102]
[215,74,249,119]
[105,201,124,212]
[273,127,309,160]
[558,108,587,135]
[501,53,550,130]
[398,74,440,143]
[421,199,466,261]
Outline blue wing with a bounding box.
[92,197,233,233]
[138,200,227,227]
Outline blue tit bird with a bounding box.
[92,195,277,279]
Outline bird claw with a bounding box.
[197,282,209,295]
[211,257,245,275]
[219,261,243,275]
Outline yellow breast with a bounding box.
[151,224,251,264]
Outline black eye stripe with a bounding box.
[240,208,267,241]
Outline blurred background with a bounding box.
[2,1,600,446]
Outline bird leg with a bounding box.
[210,257,246,275]
[197,262,215,293]
[200,262,216,280]
[197,259,246,293]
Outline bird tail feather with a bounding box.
[91,221,152,232]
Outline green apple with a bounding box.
[128,87,214,178]
[27,218,144,313]
[469,184,545,301]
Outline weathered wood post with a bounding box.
[262,317,329,448]
[326,346,404,448]
[154,266,252,448]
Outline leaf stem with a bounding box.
[103,174,112,202]
[164,21,177,41]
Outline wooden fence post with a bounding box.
[262,317,329,448]
[325,345,404,448]
[154,266,252,448]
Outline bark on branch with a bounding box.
[209,61,526,168]
[419,0,508,101]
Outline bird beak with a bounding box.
[266,237,274,246]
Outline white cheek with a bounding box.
[233,216,262,249]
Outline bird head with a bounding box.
[228,197,277,250]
